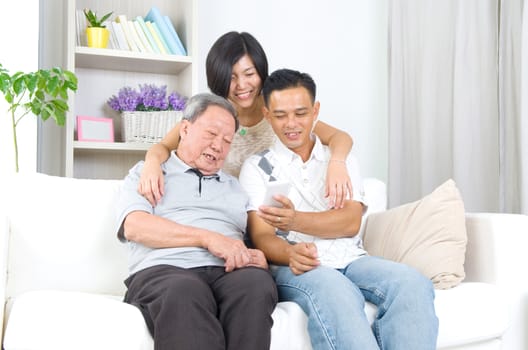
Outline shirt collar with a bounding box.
[163,151,229,182]
[270,133,327,164]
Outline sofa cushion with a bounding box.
[362,179,467,289]
[3,284,507,350]
[3,290,153,350]
[270,302,311,350]
[434,283,508,348]
[4,291,316,350]
[5,172,128,297]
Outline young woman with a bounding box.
[138,31,354,208]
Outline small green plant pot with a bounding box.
[86,27,109,48]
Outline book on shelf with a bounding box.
[132,20,154,53]
[115,15,139,52]
[102,21,118,50]
[110,21,130,51]
[146,21,170,55]
[76,9,87,46]
[144,21,168,54]
[127,19,147,53]
[135,16,160,54]
[145,6,186,56]
[163,15,187,56]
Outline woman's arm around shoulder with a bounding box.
[138,123,181,206]
[312,120,354,208]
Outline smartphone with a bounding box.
[262,181,292,207]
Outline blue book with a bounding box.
[151,22,172,55]
[145,6,180,55]
[135,16,160,54]
[163,15,186,56]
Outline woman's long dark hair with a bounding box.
[206,31,268,98]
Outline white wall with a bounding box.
[0,1,388,182]
[0,3,39,176]
[195,0,388,182]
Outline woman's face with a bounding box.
[228,54,262,110]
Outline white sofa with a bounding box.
[1,172,527,350]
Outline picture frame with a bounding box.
[77,116,114,142]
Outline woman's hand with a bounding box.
[325,160,353,209]
[138,127,180,206]
[138,160,165,207]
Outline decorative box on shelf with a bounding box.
[121,110,182,143]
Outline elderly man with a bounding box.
[116,93,277,350]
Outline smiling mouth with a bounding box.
[203,153,217,161]
[285,131,301,138]
[236,90,252,100]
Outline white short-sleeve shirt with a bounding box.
[239,134,368,269]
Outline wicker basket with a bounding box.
[121,111,183,143]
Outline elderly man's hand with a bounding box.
[203,233,252,272]
[246,249,269,269]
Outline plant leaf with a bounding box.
[13,76,25,95]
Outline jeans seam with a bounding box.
[278,283,337,350]
[357,283,387,349]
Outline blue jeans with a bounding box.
[272,256,438,350]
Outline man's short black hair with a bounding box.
[262,68,316,107]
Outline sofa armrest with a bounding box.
[464,212,528,350]
[464,212,528,285]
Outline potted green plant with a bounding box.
[84,8,113,48]
[0,63,78,172]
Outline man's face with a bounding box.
[178,105,236,175]
[263,86,319,158]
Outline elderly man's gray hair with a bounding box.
[182,93,239,131]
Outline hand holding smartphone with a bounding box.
[262,181,292,207]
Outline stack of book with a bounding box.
[76,6,187,56]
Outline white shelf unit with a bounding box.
[63,0,196,179]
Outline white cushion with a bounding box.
[434,283,508,348]
[4,283,506,350]
[270,302,311,350]
[362,177,387,215]
[268,282,507,349]
[5,173,128,298]
[3,290,153,350]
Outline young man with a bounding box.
[239,69,438,349]
[116,93,277,350]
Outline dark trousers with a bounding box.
[124,264,278,350]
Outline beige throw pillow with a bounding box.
[362,179,467,289]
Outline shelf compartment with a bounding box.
[75,46,192,74]
[73,141,152,152]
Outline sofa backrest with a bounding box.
[1,173,387,302]
[3,172,128,299]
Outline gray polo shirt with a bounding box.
[116,152,250,275]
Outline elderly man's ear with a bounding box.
[179,120,190,139]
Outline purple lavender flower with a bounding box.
[168,91,187,111]
[107,84,187,112]
[107,87,141,112]
[137,84,168,111]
